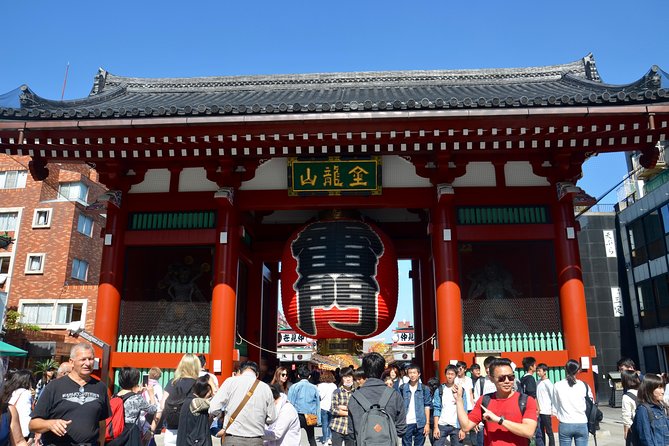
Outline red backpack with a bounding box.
[105,393,133,442]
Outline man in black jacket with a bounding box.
[347,352,407,442]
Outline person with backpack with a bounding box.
[432,365,464,446]
[632,373,669,446]
[159,353,201,446]
[454,358,538,446]
[176,376,213,446]
[398,364,431,446]
[622,370,641,446]
[347,352,407,445]
[551,359,595,446]
[111,367,158,446]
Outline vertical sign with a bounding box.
[603,230,617,257]
[611,287,624,317]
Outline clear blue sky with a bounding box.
[2,0,667,341]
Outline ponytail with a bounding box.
[565,359,580,387]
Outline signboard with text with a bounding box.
[288,157,381,196]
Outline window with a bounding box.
[77,214,93,237]
[19,299,86,328]
[0,170,27,189]
[71,258,88,281]
[0,256,9,275]
[0,212,18,232]
[58,182,89,204]
[32,209,52,228]
[644,211,665,261]
[25,253,45,274]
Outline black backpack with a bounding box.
[163,380,190,429]
[482,393,530,445]
[583,382,603,443]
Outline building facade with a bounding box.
[0,55,667,390]
[617,141,669,373]
[0,155,105,364]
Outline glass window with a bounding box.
[22,304,54,325]
[0,170,27,189]
[58,182,89,203]
[638,280,658,329]
[25,254,45,274]
[55,303,83,325]
[77,214,93,237]
[661,205,669,234]
[629,220,648,267]
[0,256,9,275]
[71,259,88,281]
[644,211,665,260]
[32,209,52,228]
[0,212,18,232]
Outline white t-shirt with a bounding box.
[318,382,338,411]
[438,384,458,427]
[536,378,555,416]
[552,379,593,424]
[456,375,474,410]
[473,376,496,400]
[406,385,417,424]
[9,388,32,437]
[622,388,638,427]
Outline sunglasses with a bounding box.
[280,373,287,377]
[496,374,515,382]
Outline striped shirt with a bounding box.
[329,385,354,434]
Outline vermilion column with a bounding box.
[420,253,437,379]
[211,192,240,381]
[94,198,125,352]
[553,198,595,391]
[431,191,464,382]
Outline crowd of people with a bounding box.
[2,344,669,445]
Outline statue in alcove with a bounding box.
[467,263,527,333]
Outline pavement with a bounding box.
[154,404,625,445]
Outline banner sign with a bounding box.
[288,157,381,196]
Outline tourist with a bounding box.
[209,360,276,446]
[264,384,301,445]
[317,370,337,445]
[55,363,72,379]
[160,353,201,446]
[347,352,407,442]
[399,364,431,446]
[521,356,544,446]
[632,373,669,446]
[0,380,28,446]
[115,367,158,446]
[29,342,111,446]
[455,361,474,414]
[33,366,56,404]
[197,354,219,394]
[329,366,355,446]
[621,370,640,446]
[454,358,538,446]
[536,363,555,446]
[551,359,593,446]
[472,356,497,446]
[382,369,395,388]
[388,364,403,391]
[433,365,464,446]
[287,364,320,446]
[176,376,212,446]
[352,368,366,389]
[270,367,290,395]
[3,370,33,440]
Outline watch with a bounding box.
[497,416,505,425]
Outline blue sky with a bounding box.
[2,0,667,341]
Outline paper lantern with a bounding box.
[282,217,398,339]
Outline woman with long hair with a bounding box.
[0,373,29,446]
[270,366,290,394]
[112,367,158,446]
[551,359,594,446]
[633,373,669,446]
[3,370,33,441]
[621,370,641,445]
[176,376,212,446]
[160,354,201,446]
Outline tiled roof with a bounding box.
[1,54,667,120]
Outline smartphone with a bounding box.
[142,374,149,386]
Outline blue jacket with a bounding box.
[287,379,321,424]
[399,381,432,428]
[634,403,669,446]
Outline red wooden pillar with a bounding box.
[431,191,464,382]
[419,253,437,379]
[211,192,240,381]
[410,259,424,372]
[553,198,595,391]
[245,258,263,364]
[93,199,126,361]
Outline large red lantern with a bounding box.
[281,215,398,340]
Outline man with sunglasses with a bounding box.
[453,358,538,445]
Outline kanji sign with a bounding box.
[288,157,381,195]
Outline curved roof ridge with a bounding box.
[95,54,597,95]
